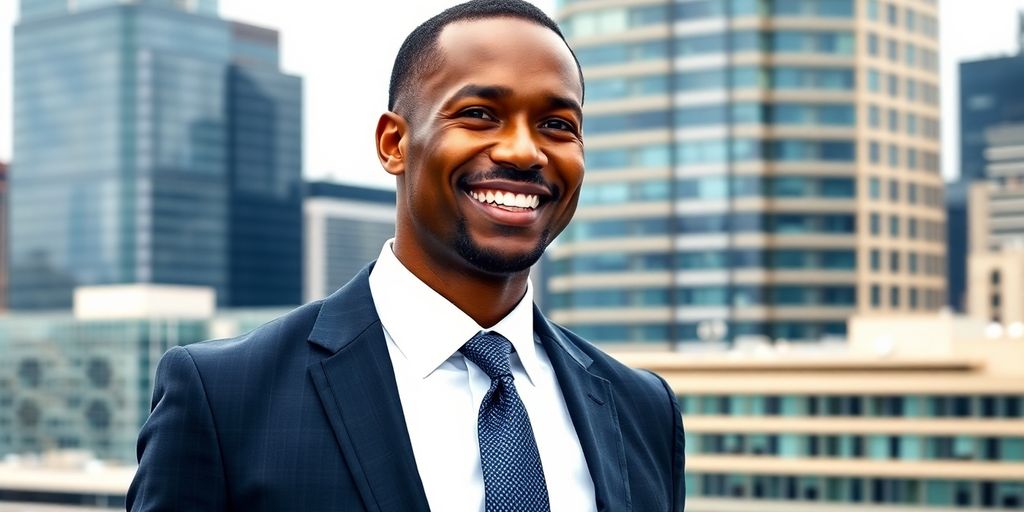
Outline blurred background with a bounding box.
[0,0,1022,510]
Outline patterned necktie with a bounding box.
[460,331,551,512]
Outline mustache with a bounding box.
[459,167,560,199]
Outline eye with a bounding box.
[541,118,577,133]
[458,108,497,121]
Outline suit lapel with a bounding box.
[535,308,631,512]
[307,266,429,512]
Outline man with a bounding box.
[128,1,685,510]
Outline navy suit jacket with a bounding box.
[128,265,685,511]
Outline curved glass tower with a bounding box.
[552,0,945,345]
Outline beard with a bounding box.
[453,217,550,274]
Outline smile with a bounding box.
[469,189,540,210]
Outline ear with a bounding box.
[376,111,409,176]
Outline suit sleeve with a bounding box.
[650,371,686,512]
[127,346,228,511]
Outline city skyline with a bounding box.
[2,0,1024,188]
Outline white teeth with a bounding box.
[470,189,540,210]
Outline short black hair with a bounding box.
[387,0,584,116]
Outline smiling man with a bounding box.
[128,1,684,511]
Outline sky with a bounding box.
[1,0,1023,189]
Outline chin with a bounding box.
[454,219,549,275]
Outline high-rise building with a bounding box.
[9,0,302,310]
[951,16,1024,313]
[0,161,8,312]
[551,0,945,344]
[966,124,1024,324]
[946,178,969,311]
[303,181,396,303]
[622,313,1024,511]
[959,15,1024,183]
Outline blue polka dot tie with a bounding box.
[460,331,551,512]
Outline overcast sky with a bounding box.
[2,0,1024,188]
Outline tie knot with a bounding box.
[460,331,514,381]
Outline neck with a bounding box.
[392,239,531,328]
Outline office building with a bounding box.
[950,17,1024,312]
[967,124,1024,324]
[621,313,1024,510]
[0,161,7,312]
[959,16,1024,183]
[552,0,946,344]
[0,285,288,464]
[946,179,968,311]
[303,181,396,303]
[9,0,302,310]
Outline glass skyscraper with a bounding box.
[9,0,302,309]
[950,24,1024,311]
[552,0,946,344]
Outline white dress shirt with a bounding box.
[368,240,596,512]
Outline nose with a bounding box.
[490,117,548,171]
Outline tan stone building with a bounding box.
[620,313,1024,510]
[551,0,946,344]
[968,124,1024,325]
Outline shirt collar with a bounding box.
[368,239,540,384]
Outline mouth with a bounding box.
[460,181,553,227]
[468,189,541,211]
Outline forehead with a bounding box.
[423,17,582,105]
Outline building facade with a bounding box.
[966,124,1024,325]
[552,0,946,344]
[9,0,302,310]
[0,286,288,464]
[950,17,1024,313]
[303,181,396,303]
[620,313,1024,511]
[0,161,7,312]
[959,19,1024,183]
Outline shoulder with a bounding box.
[549,323,673,401]
[175,299,327,369]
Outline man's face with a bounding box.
[393,17,584,277]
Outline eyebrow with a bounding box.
[443,84,583,121]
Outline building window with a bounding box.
[890,251,900,272]
[871,249,881,270]
[889,215,900,237]
[887,108,899,132]
[889,179,899,201]
[887,74,899,97]
[909,253,918,274]
[868,69,881,92]
[909,218,918,239]
[888,144,900,167]
[871,285,882,307]
[886,39,899,61]
[907,148,918,170]
[909,288,919,309]
[870,213,881,235]
[890,286,901,307]
[905,42,917,67]
[868,0,879,20]
[887,3,898,26]
[906,78,917,101]
[991,270,1001,285]
[870,141,881,163]
[869,104,880,127]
